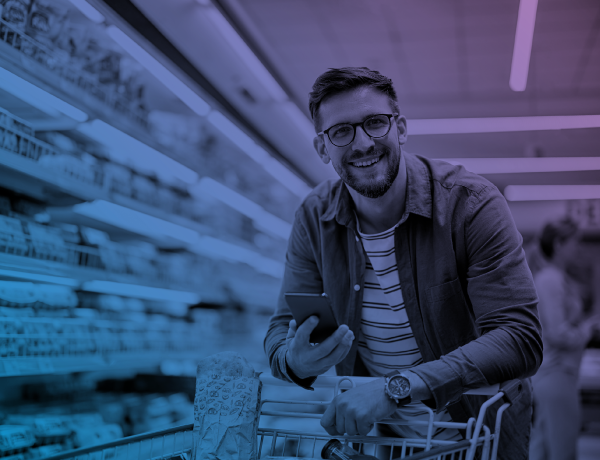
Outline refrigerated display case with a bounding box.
[0,0,296,456]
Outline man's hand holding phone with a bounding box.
[285,316,355,379]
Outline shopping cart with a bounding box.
[41,374,523,460]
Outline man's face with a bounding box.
[313,86,407,199]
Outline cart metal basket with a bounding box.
[41,374,522,460]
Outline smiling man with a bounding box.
[264,67,542,459]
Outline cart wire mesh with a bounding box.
[41,375,521,460]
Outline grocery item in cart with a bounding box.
[321,439,378,459]
[191,352,262,460]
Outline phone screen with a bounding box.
[284,292,339,343]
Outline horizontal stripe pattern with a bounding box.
[356,223,461,442]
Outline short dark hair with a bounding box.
[308,67,400,132]
[539,218,578,259]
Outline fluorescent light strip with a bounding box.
[444,157,600,175]
[504,185,600,201]
[510,0,539,92]
[0,68,88,122]
[81,280,200,303]
[0,269,80,287]
[191,177,292,239]
[73,200,199,244]
[77,120,198,184]
[409,115,600,135]
[67,0,105,23]
[202,6,288,102]
[207,111,311,198]
[106,25,211,117]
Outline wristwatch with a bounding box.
[384,370,412,406]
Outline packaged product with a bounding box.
[0,0,30,33]
[0,425,36,454]
[25,444,63,459]
[122,242,158,279]
[37,153,97,186]
[26,0,68,47]
[25,222,70,263]
[0,281,38,307]
[70,423,122,449]
[97,242,128,273]
[102,161,133,197]
[0,215,29,256]
[0,119,19,153]
[191,352,262,460]
[131,173,158,204]
[3,415,71,442]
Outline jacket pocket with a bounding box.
[426,278,476,350]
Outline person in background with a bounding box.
[264,67,543,460]
[529,219,600,460]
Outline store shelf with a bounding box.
[0,18,148,132]
[0,147,283,259]
[0,251,191,294]
[0,351,209,378]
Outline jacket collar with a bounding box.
[320,151,432,227]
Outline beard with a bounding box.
[332,146,401,199]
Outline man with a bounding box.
[264,67,542,459]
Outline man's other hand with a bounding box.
[285,316,354,379]
[320,378,398,436]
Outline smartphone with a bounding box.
[284,292,339,343]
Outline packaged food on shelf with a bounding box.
[0,281,38,308]
[22,320,61,356]
[0,425,36,455]
[70,423,122,449]
[96,242,128,274]
[102,161,133,197]
[24,444,63,459]
[122,241,158,279]
[0,306,34,317]
[3,415,71,444]
[0,0,30,36]
[25,222,73,264]
[36,284,78,309]
[131,172,158,205]
[0,107,34,137]
[117,56,146,115]
[37,152,99,186]
[0,214,29,256]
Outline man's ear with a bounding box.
[314,135,331,164]
[396,115,408,145]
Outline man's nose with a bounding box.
[351,125,375,152]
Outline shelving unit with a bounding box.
[0,0,292,456]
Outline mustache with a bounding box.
[345,146,389,163]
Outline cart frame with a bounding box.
[41,374,522,460]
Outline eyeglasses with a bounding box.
[319,113,397,147]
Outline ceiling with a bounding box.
[113,0,600,234]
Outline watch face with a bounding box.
[389,375,410,398]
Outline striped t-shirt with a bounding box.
[356,221,461,441]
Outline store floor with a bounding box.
[579,435,600,460]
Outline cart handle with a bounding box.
[259,374,505,396]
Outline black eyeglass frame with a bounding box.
[318,113,399,147]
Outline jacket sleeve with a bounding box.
[263,207,322,390]
[410,185,543,410]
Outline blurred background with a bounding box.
[0,0,598,458]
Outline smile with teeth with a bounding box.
[350,155,382,167]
